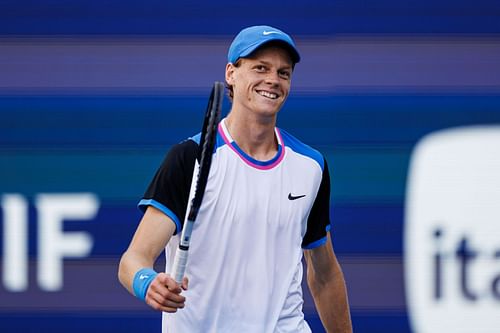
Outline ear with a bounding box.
[225,63,236,85]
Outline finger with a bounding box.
[149,291,185,309]
[155,273,183,294]
[155,272,171,286]
[164,275,183,294]
[149,282,186,304]
[146,297,181,313]
[182,276,189,291]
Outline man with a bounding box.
[118,25,352,333]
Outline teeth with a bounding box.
[257,90,278,99]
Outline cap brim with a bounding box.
[237,39,300,64]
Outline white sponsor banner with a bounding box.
[405,126,500,333]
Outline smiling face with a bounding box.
[225,44,294,120]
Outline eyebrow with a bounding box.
[254,59,293,71]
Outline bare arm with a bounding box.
[118,206,187,312]
[304,232,352,333]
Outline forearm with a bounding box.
[118,206,176,295]
[118,249,156,295]
[305,234,352,333]
[308,268,352,333]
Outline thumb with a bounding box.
[155,272,170,285]
[182,276,189,291]
[164,274,182,294]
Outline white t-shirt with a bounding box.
[139,119,331,333]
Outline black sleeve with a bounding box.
[139,139,198,233]
[301,157,331,249]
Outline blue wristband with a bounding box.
[132,268,158,301]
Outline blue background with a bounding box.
[1,1,500,332]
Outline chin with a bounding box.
[255,108,281,118]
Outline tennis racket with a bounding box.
[171,81,223,284]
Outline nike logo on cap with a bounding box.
[288,193,306,200]
[263,31,281,36]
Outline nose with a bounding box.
[264,71,280,86]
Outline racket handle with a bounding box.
[171,247,189,285]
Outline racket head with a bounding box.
[187,81,224,220]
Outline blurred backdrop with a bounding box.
[1,1,500,332]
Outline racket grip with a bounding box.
[171,247,189,285]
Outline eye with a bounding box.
[254,65,267,72]
[279,70,291,80]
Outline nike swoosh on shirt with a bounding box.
[288,193,306,200]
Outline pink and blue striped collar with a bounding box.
[218,118,285,170]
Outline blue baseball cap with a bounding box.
[227,25,300,64]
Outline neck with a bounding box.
[225,110,278,161]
